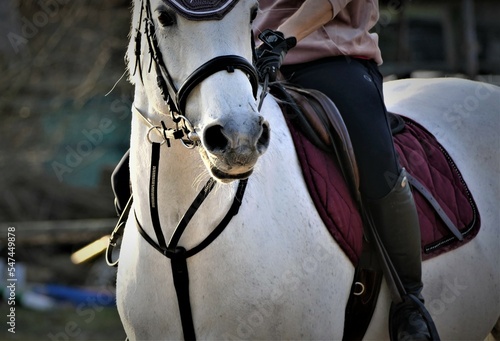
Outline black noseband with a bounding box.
[135,0,258,120]
[177,55,259,116]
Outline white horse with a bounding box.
[115,0,500,339]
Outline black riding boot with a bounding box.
[366,168,436,341]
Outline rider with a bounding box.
[253,1,436,340]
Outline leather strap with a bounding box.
[135,179,247,341]
[106,195,133,267]
[406,173,464,241]
[171,247,196,341]
[150,142,168,249]
[167,179,217,252]
[135,178,248,259]
[135,0,260,144]
[343,240,383,341]
[132,141,248,341]
[177,55,258,116]
[269,83,361,207]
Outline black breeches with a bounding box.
[281,56,400,199]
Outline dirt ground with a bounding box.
[1,303,125,341]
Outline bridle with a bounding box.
[106,1,263,340]
[132,0,259,147]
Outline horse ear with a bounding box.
[250,6,258,23]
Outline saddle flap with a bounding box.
[270,83,361,200]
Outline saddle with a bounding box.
[269,83,480,340]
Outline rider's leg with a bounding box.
[366,168,423,297]
[366,168,432,340]
[281,57,433,340]
[281,56,399,198]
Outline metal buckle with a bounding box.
[353,281,365,296]
[147,126,167,145]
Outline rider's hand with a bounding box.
[255,29,297,82]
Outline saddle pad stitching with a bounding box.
[283,94,479,264]
[309,160,360,257]
[396,127,466,241]
[396,143,441,241]
[424,140,469,230]
[401,119,480,255]
[298,132,361,261]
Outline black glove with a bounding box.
[255,29,297,82]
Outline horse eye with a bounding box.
[250,7,257,23]
[158,11,175,27]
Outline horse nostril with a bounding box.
[257,120,270,154]
[204,125,229,153]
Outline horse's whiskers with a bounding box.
[192,168,211,190]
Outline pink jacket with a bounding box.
[253,0,383,65]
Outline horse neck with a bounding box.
[129,91,238,249]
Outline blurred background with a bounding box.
[0,0,498,340]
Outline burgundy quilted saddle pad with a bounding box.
[285,115,480,265]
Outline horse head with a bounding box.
[127,0,269,183]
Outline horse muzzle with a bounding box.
[200,116,270,182]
